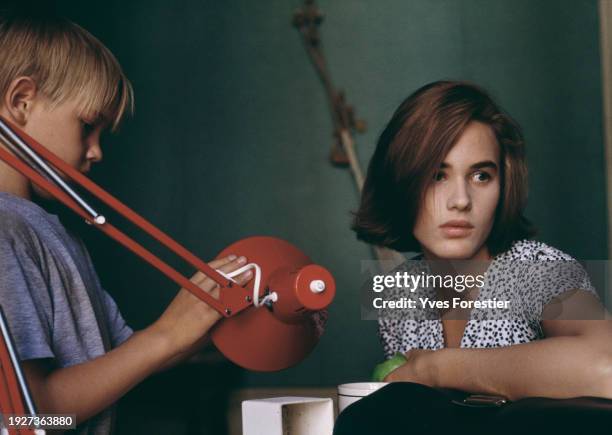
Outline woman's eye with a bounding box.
[472,171,491,183]
[433,171,446,182]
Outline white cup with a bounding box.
[337,382,388,414]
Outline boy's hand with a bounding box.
[150,254,253,357]
[21,255,253,424]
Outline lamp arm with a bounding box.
[0,117,252,317]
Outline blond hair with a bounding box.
[0,12,133,131]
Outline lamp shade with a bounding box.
[211,236,335,371]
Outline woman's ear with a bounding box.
[3,77,38,126]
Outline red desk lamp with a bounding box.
[0,116,335,374]
[0,307,40,434]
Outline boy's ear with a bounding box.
[3,77,39,126]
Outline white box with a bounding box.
[242,396,334,435]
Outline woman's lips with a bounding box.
[439,220,474,238]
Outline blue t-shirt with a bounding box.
[0,192,133,434]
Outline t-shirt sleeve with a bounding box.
[0,232,55,362]
[100,289,133,348]
[72,235,134,349]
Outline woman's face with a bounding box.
[413,121,501,260]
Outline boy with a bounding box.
[0,11,252,434]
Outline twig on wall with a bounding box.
[293,0,404,269]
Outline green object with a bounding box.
[371,352,408,382]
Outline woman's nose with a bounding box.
[447,178,471,211]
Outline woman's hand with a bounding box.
[384,349,436,386]
[149,254,253,357]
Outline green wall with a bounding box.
[56,0,607,389]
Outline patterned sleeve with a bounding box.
[375,260,416,359]
[529,254,599,320]
[377,318,397,360]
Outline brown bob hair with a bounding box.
[352,80,534,255]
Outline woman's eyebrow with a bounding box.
[470,160,498,170]
[439,160,498,170]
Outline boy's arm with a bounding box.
[22,325,174,423]
[22,255,251,425]
[155,331,212,373]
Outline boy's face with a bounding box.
[20,96,106,199]
[25,96,105,175]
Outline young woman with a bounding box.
[351,81,612,401]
